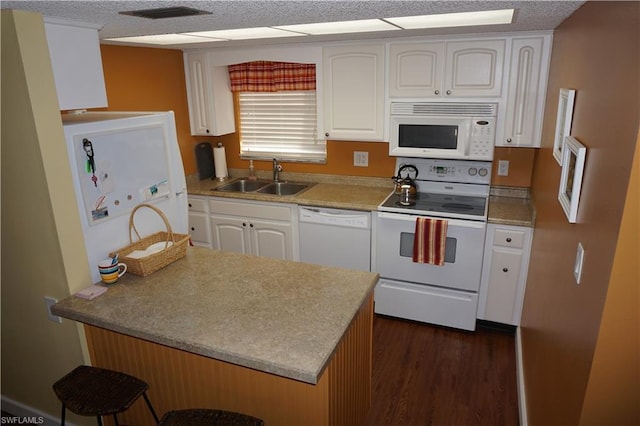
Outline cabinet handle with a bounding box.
[243,222,247,227]
[503,267,509,273]
[506,138,513,143]
[191,227,195,231]
[325,132,329,137]
[250,223,254,228]
[506,237,512,243]
[446,90,452,95]
[434,90,440,95]
[206,129,210,134]
[188,203,192,208]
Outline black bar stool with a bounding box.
[52,365,160,426]
[159,409,264,425]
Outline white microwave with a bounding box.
[389,102,497,161]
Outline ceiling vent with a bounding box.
[119,6,211,19]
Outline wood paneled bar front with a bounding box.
[52,248,377,425]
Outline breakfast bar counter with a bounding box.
[53,247,378,425]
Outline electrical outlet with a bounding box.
[44,296,62,323]
[497,160,510,176]
[574,243,585,284]
[354,151,369,167]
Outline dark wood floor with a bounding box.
[365,315,519,426]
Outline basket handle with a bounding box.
[128,203,175,246]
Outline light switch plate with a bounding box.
[497,160,509,176]
[574,242,585,284]
[44,296,62,323]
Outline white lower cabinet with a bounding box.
[209,198,297,260]
[188,196,212,248]
[478,224,533,326]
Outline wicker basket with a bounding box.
[110,203,189,277]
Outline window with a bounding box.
[238,91,324,162]
[229,61,325,162]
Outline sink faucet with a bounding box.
[273,158,283,182]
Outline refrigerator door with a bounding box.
[63,111,188,283]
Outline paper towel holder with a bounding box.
[214,142,229,181]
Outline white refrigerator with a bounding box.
[62,111,188,284]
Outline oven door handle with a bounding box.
[377,212,486,229]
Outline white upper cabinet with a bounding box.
[44,17,107,111]
[389,39,505,98]
[500,35,551,147]
[184,51,236,136]
[389,42,444,97]
[445,40,505,97]
[323,45,385,141]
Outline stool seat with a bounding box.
[159,409,264,426]
[53,365,159,426]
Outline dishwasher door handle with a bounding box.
[299,208,370,228]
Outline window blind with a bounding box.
[239,91,326,162]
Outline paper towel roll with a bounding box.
[213,144,228,180]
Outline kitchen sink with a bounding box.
[215,179,271,193]
[256,182,311,196]
[214,179,313,196]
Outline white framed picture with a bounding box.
[553,88,576,165]
[558,136,586,223]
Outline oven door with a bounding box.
[374,211,486,291]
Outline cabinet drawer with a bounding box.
[493,228,526,249]
[209,199,292,221]
[188,198,208,213]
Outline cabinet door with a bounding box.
[189,212,212,248]
[250,220,294,260]
[484,247,523,324]
[184,52,235,136]
[323,45,385,141]
[389,43,445,98]
[44,18,107,110]
[501,37,547,147]
[210,215,250,255]
[444,40,505,97]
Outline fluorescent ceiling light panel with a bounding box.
[105,34,226,45]
[386,9,514,29]
[275,19,399,35]
[186,27,305,40]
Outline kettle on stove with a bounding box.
[393,164,419,198]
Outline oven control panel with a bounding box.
[396,158,492,185]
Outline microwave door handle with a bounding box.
[462,122,471,155]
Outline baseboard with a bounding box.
[516,327,528,426]
[1,395,76,426]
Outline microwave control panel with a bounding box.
[469,117,496,160]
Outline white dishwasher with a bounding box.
[299,206,371,271]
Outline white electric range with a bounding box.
[374,158,492,331]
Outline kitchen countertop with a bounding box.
[187,173,536,227]
[487,186,536,227]
[52,248,379,385]
[187,171,394,211]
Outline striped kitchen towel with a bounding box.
[412,217,448,265]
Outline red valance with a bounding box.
[228,61,316,92]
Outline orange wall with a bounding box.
[521,2,640,425]
[98,44,534,184]
[580,131,640,425]
[99,44,206,176]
